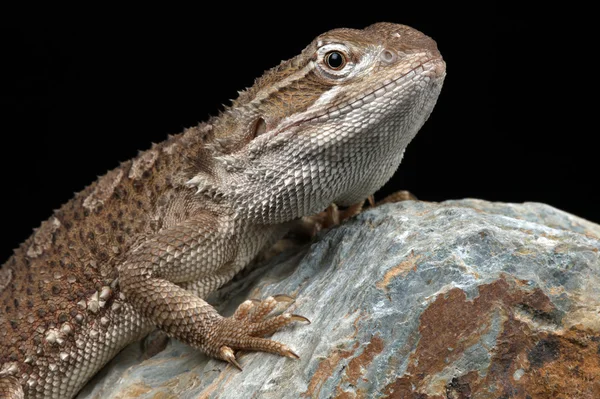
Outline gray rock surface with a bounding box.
[77,199,600,399]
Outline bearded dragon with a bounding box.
[0,22,445,398]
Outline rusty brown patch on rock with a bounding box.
[517,328,600,398]
[302,343,357,398]
[414,277,550,376]
[26,217,61,258]
[478,321,600,398]
[585,231,600,240]
[382,275,599,398]
[344,335,384,386]
[334,391,356,399]
[445,372,477,399]
[150,391,176,399]
[334,335,385,397]
[527,336,560,368]
[197,365,236,399]
[382,378,429,399]
[113,382,152,398]
[376,251,421,292]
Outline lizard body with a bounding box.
[0,23,445,398]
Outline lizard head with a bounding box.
[190,22,446,223]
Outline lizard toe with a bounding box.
[248,312,310,337]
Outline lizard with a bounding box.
[0,22,446,399]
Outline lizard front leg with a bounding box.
[119,211,305,368]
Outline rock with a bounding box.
[77,199,600,399]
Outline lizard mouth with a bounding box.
[272,58,445,135]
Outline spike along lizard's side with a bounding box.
[0,23,446,398]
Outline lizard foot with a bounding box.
[295,198,371,239]
[259,191,417,263]
[210,295,309,370]
[376,190,418,205]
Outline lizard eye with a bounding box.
[324,51,347,70]
[316,44,354,79]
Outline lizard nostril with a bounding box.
[380,49,397,64]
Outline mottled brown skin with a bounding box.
[0,22,446,398]
[0,126,238,398]
[1,130,204,357]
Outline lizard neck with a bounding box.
[204,60,443,225]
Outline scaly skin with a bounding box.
[0,23,445,398]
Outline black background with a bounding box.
[1,5,595,262]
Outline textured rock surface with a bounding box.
[77,199,600,399]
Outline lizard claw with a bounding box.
[290,314,311,324]
[207,296,308,365]
[281,346,300,360]
[272,294,295,303]
[220,345,243,371]
[367,194,375,207]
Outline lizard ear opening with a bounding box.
[252,117,267,138]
